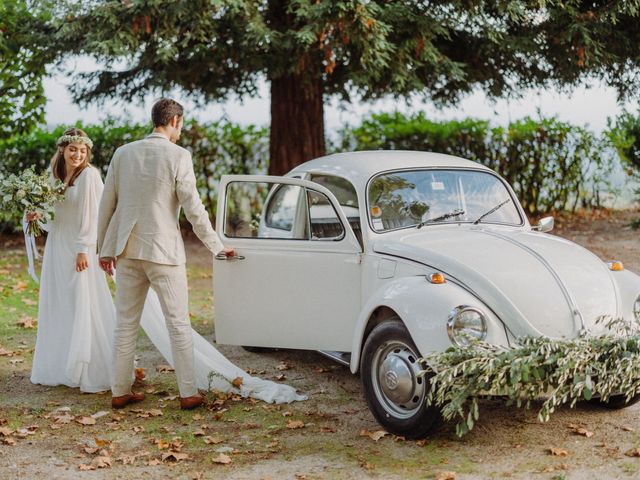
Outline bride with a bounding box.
[29,128,305,404]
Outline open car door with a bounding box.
[213,175,362,352]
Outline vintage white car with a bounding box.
[213,151,640,438]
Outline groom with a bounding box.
[97,98,234,410]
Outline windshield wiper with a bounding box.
[417,208,465,229]
[473,198,511,225]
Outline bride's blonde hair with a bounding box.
[50,127,93,186]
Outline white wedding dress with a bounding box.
[31,166,305,403]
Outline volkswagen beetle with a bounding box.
[213,151,640,438]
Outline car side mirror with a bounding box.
[534,216,554,233]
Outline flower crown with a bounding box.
[57,134,94,149]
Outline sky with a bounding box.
[44,58,638,135]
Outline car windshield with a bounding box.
[367,169,522,232]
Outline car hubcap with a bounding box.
[372,340,426,419]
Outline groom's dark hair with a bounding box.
[152,98,184,127]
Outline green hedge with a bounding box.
[0,113,622,231]
[338,112,616,216]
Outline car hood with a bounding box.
[373,226,620,339]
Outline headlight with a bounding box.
[634,294,640,322]
[447,305,487,347]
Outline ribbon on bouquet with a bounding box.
[22,213,40,283]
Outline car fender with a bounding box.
[611,269,640,323]
[349,276,509,373]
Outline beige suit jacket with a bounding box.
[97,132,224,265]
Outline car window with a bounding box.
[224,181,346,241]
[368,169,522,231]
[265,184,299,231]
[310,174,362,247]
[307,189,345,240]
[309,174,358,208]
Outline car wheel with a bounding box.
[360,318,440,439]
[589,394,640,410]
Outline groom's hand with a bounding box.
[222,246,236,257]
[99,256,116,276]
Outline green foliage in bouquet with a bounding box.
[0,167,65,236]
[423,320,640,437]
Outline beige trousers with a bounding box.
[112,258,197,397]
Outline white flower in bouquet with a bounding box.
[0,167,66,236]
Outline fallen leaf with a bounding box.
[9,359,24,365]
[13,281,28,292]
[548,447,569,457]
[315,367,330,373]
[231,377,243,388]
[360,429,388,441]
[320,426,336,433]
[567,423,594,437]
[0,427,13,436]
[0,347,16,357]
[84,447,100,455]
[294,474,307,479]
[53,414,73,424]
[161,452,189,462]
[76,416,97,426]
[91,456,112,469]
[286,420,305,430]
[147,459,162,466]
[626,448,640,457]
[282,411,292,417]
[94,438,112,448]
[154,439,170,450]
[622,425,635,432]
[193,429,205,437]
[16,315,36,329]
[133,426,145,433]
[22,298,36,306]
[91,411,109,420]
[204,436,224,445]
[119,454,137,465]
[192,413,203,421]
[211,453,232,464]
[539,463,568,473]
[275,374,286,381]
[1,437,16,445]
[156,364,174,373]
[435,472,456,480]
[277,362,291,371]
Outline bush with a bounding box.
[339,112,615,216]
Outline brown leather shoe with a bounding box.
[180,393,205,410]
[111,391,145,409]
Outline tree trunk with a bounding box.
[269,73,325,176]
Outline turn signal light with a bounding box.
[608,261,624,272]
[429,272,446,284]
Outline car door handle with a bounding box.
[215,253,246,261]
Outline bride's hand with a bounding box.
[26,212,43,222]
[76,253,89,272]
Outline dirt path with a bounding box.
[1,208,640,480]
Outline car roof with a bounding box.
[288,151,493,188]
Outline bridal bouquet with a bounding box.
[0,167,65,236]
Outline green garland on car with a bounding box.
[423,320,640,437]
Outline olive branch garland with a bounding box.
[421,319,640,437]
